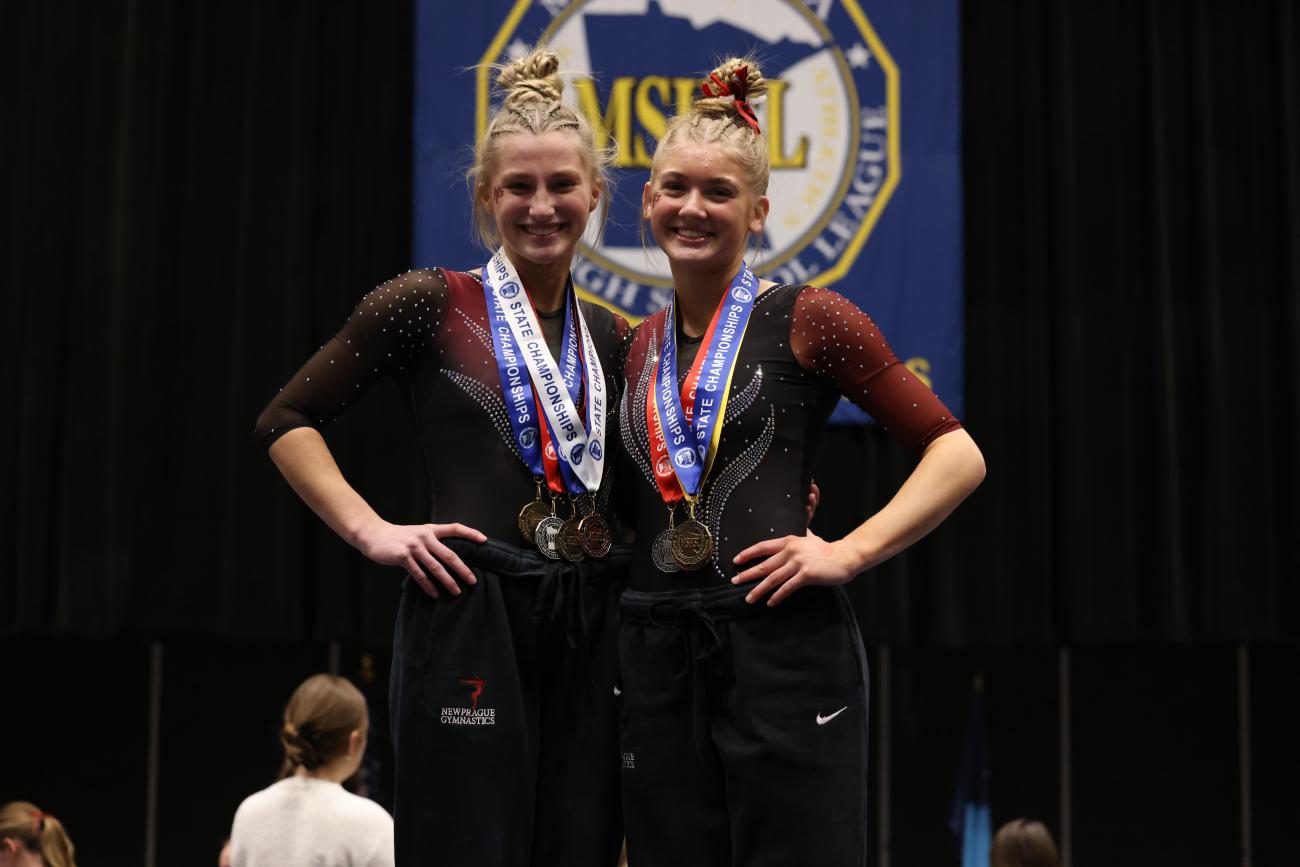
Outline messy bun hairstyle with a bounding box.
[468,46,614,251]
[652,56,771,198]
[277,674,368,778]
[0,801,77,867]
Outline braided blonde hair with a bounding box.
[651,56,770,198]
[468,47,614,250]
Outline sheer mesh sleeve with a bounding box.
[609,310,632,404]
[254,268,451,447]
[790,286,961,455]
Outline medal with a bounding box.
[577,514,612,558]
[576,494,612,558]
[557,499,586,562]
[652,531,679,572]
[671,500,713,570]
[558,523,585,561]
[534,495,563,560]
[517,478,551,543]
[651,505,680,573]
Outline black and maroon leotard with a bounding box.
[256,267,629,544]
[617,283,961,591]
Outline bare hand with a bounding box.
[805,478,821,527]
[731,531,859,606]
[357,521,487,598]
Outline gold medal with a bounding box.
[557,499,586,562]
[671,500,712,570]
[558,517,586,562]
[517,479,550,543]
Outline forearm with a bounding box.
[839,428,985,572]
[267,427,383,550]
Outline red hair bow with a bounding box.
[700,65,761,133]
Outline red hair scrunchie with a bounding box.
[30,810,48,835]
[700,65,761,133]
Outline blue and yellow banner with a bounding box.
[414,0,963,422]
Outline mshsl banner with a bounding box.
[414,0,963,422]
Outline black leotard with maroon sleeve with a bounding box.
[256,267,629,545]
[617,283,961,592]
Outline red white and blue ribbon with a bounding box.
[482,247,607,495]
[648,264,759,503]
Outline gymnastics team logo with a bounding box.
[477,0,899,321]
[442,676,497,726]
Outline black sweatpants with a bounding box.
[619,583,870,866]
[389,537,629,867]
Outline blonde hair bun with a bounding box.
[497,48,564,107]
[693,57,768,124]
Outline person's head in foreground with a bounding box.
[991,818,1061,867]
[0,803,75,867]
[279,673,369,782]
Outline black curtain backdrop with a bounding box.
[3,0,1298,646]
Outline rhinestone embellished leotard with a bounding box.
[256,267,629,545]
[618,284,962,591]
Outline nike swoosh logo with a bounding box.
[816,706,848,726]
[613,686,622,696]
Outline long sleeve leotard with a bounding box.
[256,267,629,545]
[618,284,961,591]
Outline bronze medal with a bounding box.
[651,529,679,573]
[558,516,586,562]
[672,519,712,570]
[577,512,612,558]
[535,515,563,560]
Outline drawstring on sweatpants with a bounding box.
[648,599,732,766]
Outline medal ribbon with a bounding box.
[648,264,759,504]
[646,300,722,505]
[482,248,607,495]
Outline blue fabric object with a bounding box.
[949,682,992,867]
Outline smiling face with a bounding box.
[643,141,769,278]
[483,130,600,271]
